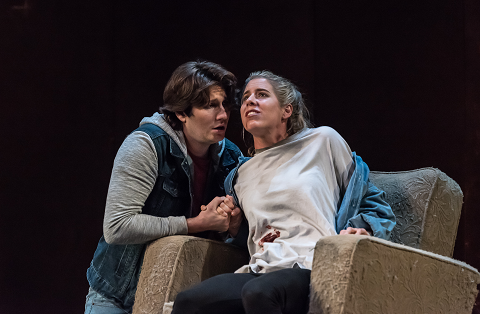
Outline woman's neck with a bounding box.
[253,126,288,150]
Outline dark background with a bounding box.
[1,0,479,313]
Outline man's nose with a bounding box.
[217,105,228,120]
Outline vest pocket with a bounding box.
[163,177,179,197]
[160,175,189,217]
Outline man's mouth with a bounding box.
[213,126,226,131]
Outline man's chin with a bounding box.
[211,129,226,139]
[214,134,225,142]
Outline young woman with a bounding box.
[171,71,396,314]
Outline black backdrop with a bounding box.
[1,1,479,313]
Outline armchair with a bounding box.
[133,168,480,314]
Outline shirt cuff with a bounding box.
[168,216,189,235]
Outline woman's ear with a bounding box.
[175,112,187,124]
[282,104,293,120]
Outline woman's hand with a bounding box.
[215,195,243,237]
[339,227,371,236]
[215,195,236,216]
[187,197,230,233]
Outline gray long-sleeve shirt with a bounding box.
[103,113,189,245]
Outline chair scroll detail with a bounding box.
[132,236,249,314]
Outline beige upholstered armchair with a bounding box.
[132,168,480,314]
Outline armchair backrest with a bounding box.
[369,168,463,257]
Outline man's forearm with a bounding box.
[104,215,188,244]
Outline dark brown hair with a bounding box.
[160,61,237,130]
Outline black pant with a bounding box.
[171,268,311,314]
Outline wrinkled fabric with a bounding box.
[224,127,395,273]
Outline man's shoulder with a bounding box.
[132,123,181,159]
[223,138,243,158]
[135,123,169,139]
[215,138,243,169]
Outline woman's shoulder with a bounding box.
[307,126,343,140]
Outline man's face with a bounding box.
[178,86,229,155]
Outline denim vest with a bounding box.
[225,152,396,249]
[87,123,242,311]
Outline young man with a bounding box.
[85,61,243,314]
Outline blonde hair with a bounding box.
[241,70,312,155]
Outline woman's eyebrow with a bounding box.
[243,88,270,97]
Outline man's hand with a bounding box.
[339,227,371,236]
[187,197,230,233]
[215,195,243,237]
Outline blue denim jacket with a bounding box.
[224,152,395,247]
[87,123,243,311]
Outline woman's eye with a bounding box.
[258,92,267,97]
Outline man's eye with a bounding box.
[223,103,232,112]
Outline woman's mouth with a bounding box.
[245,110,260,117]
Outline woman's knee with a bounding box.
[241,269,311,314]
[241,278,277,309]
[171,290,199,314]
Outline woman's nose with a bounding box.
[245,94,256,105]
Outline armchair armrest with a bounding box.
[133,235,249,314]
[309,235,480,314]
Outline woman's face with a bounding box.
[240,78,288,137]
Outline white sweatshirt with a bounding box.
[234,127,353,273]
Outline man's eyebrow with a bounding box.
[210,92,226,101]
[209,94,225,102]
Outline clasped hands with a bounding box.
[187,195,242,236]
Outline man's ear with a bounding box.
[282,104,293,120]
[175,112,187,124]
